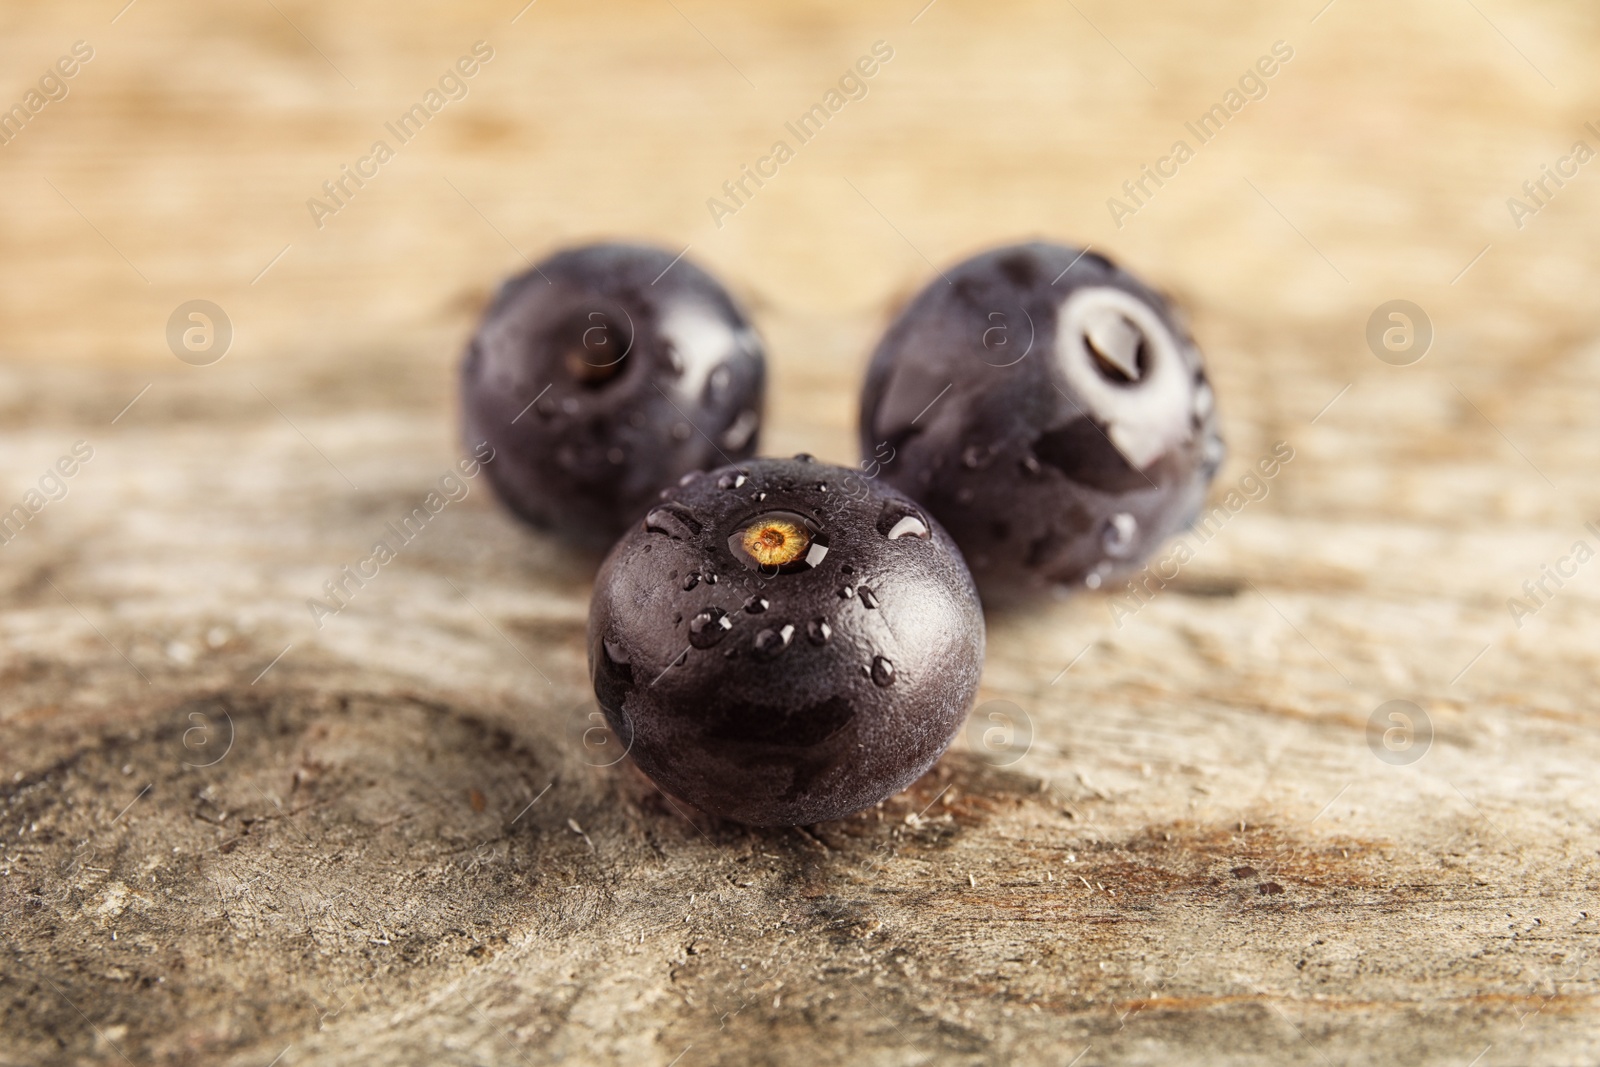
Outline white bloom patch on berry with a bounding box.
[1054,286,1195,470]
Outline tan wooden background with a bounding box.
[2,1,1599,1064]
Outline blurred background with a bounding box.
[2,0,1596,442]
[5,2,1600,1064]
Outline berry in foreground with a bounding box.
[858,241,1223,602]
[461,242,765,547]
[587,456,985,826]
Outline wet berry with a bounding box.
[587,456,985,826]
[461,242,765,547]
[858,241,1224,602]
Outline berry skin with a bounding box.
[858,242,1223,602]
[587,456,985,826]
[461,243,765,547]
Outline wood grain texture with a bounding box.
[3,1,1600,1064]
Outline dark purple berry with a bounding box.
[461,243,765,547]
[858,241,1223,602]
[587,456,985,826]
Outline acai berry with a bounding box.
[461,243,765,547]
[858,241,1223,602]
[587,456,985,826]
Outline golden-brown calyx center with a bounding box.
[740,518,810,568]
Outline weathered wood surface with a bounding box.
[3,1,1600,1064]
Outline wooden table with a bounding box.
[3,1,1598,1063]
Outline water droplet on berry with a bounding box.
[1102,513,1139,558]
[645,504,702,540]
[717,470,748,490]
[753,625,795,659]
[595,636,635,708]
[721,408,759,450]
[876,501,931,540]
[859,587,879,609]
[688,608,733,649]
[807,618,832,645]
[743,596,769,614]
[839,585,856,599]
[870,656,896,687]
[708,364,732,402]
[682,573,700,591]
[793,453,815,462]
